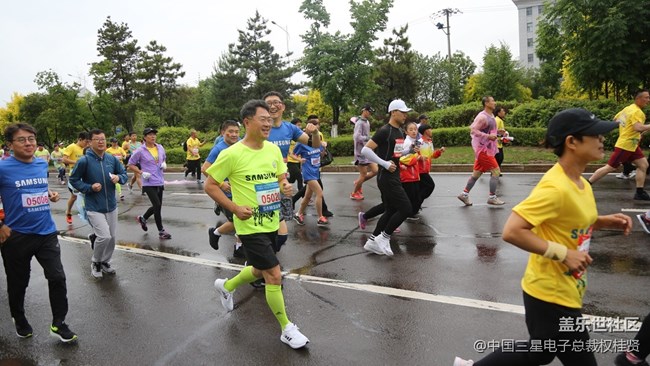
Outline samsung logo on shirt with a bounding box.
[245,173,277,181]
[271,140,291,147]
[15,178,49,188]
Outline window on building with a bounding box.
[527,38,534,48]
[527,22,533,33]
[528,54,534,63]
[526,7,532,16]
[538,5,544,14]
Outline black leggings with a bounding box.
[474,292,596,366]
[143,186,165,231]
[292,178,328,212]
[186,159,201,179]
[632,312,650,360]
[495,147,504,168]
[373,177,411,236]
[287,162,303,191]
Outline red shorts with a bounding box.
[607,147,645,168]
[474,152,499,172]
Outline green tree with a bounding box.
[138,40,185,126]
[467,43,530,102]
[90,16,141,133]
[413,51,475,110]
[299,0,393,136]
[372,25,418,108]
[533,13,563,99]
[0,93,24,134]
[538,0,650,99]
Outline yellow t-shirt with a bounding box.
[63,143,85,173]
[287,141,299,163]
[513,163,597,309]
[614,103,646,151]
[495,116,505,149]
[186,137,201,160]
[106,146,127,163]
[206,141,287,235]
[147,146,159,163]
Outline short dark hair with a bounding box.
[262,91,283,101]
[89,129,104,139]
[129,131,136,136]
[404,121,418,131]
[635,89,649,99]
[481,96,493,107]
[78,131,89,140]
[290,118,302,125]
[4,123,37,143]
[307,114,318,120]
[240,99,269,121]
[221,120,240,132]
[494,106,507,116]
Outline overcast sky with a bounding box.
[0,0,519,105]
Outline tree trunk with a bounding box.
[331,107,340,138]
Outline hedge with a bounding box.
[427,100,520,128]
[508,99,627,128]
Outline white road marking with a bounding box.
[59,235,640,328]
[621,208,648,213]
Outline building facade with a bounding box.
[512,0,546,68]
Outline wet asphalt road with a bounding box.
[0,171,648,365]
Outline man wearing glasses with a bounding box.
[0,123,77,342]
[69,129,128,279]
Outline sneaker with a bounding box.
[317,216,329,227]
[91,262,103,278]
[197,180,204,184]
[453,357,474,366]
[350,191,363,200]
[250,278,265,288]
[363,237,385,255]
[60,180,66,185]
[214,278,234,311]
[615,352,650,366]
[406,216,419,222]
[280,322,310,349]
[13,317,33,339]
[637,214,650,234]
[393,227,401,234]
[100,262,116,275]
[233,245,245,258]
[487,196,505,205]
[50,322,77,343]
[127,183,133,192]
[634,190,650,201]
[120,194,125,201]
[208,227,220,250]
[136,215,148,232]
[358,212,367,230]
[293,213,305,226]
[159,230,172,239]
[457,194,472,206]
[616,173,630,180]
[88,233,97,250]
[322,210,334,217]
[65,214,72,224]
[374,234,394,256]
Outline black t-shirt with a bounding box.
[370,123,405,181]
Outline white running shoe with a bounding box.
[214,278,234,311]
[281,322,310,349]
[487,196,505,205]
[457,193,472,206]
[453,357,474,366]
[363,238,385,255]
[374,234,394,256]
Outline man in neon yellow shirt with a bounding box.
[106,138,127,201]
[185,129,205,183]
[454,108,632,366]
[589,89,650,200]
[205,99,309,350]
[62,132,89,224]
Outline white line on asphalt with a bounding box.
[59,235,640,328]
[621,208,648,213]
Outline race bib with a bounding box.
[393,138,405,158]
[255,182,281,213]
[22,192,49,208]
[310,157,321,166]
[192,148,199,154]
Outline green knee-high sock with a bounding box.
[265,284,290,329]
[224,266,258,292]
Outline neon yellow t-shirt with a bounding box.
[106,146,127,163]
[513,163,597,309]
[495,116,505,149]
[147,146,159,163]
[614,103,646,151]
[206,141,287,235]
[287,141,299,163]
[64,143,85,173]
[186,137,201,160]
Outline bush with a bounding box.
[430,127,545,147]
[165,145,214,164]
[326,135,354,157]
[156,127,220,151]
[508,98,625,128]
[428,100,520,128]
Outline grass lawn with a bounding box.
[331,146,610,166]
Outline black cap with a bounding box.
[362,104,375,113]
[546,108,618,147]
[110,137,118,143]
[418,114,429,121]
[418,124,432,135]
[143,127,158,136]
[37,142,44,147]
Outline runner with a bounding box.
[62,132,89,224]
[205,99,310,349]
[50,143,66,184]
[453,108,633,366]
[106,137,127,201]
[351,104,377,200]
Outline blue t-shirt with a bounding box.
[206,140,235,198]
[268,121,303,159]
[293,143,322,181]
[0,157,56,235]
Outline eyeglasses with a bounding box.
[11,136,37,144]
[92,138,106,142]
[266,100,283,106]
[255,117,274,123]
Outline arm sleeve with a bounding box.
[361,146,391,170]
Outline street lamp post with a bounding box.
[270,21,290,56]
[431,8,462,60]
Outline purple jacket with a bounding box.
[128,144,166,186]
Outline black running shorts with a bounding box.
[239,232,279,270]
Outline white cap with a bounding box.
[387,99,412,113]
